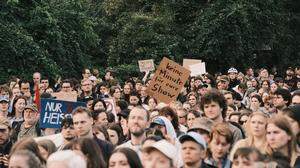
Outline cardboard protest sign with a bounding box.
[103,98,117,121]
[138,59,155,72]
[189,62,206,76]
[183,59,202,70]
[146,57,191,104]
[40,98,86,128]
[52,91,77,102]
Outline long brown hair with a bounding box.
[71,138,106,168]
[266,115,299,166]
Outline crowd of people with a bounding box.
[0,66,300,168]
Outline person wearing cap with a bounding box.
[13,104,41,141]
[216,76,229,91]
[179,132,215,168]
[0,96,9,118]
[150,116,184,167]
[227,67,240,90]
[150,116,177,140]
[0,117,13,167]
[196,83,209,98]
[143,139,177,168]
[188,118,214,143]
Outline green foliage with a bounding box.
[0,0,298,83]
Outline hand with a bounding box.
[0,155,9,167]
[165,135,175,145]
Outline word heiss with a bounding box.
[43,102,64,125]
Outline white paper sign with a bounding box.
[138,59,155,72]
[183,59,202,70]
[189,62,206,76]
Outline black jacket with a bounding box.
[0,140,13,168]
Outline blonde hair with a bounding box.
[244,112,269,146]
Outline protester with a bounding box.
[13,104,41,141]
[58,117,76,150]
[9,150,43,168]
[72,107,113,162]
[231,147,264,168]
[230,112,269,160]
[292,91,300,105]
[188,117,214,143]
[158,106,184,137]
[273,88,292,114]
[70,138,106,168]
[92,110,109,125]
[143,140,177,168]
[266,115,300,167]
[37,139,57,160]
[109,147,143,168]
[0,96,9,118]
[107,123,124,146]
[200,89,243,144]
[0,117,12,168]
[93,124,109,141]
[10,138,46,165]
[179,131,215,168]
[47,150,87,168]
[9,96,27,128]
[186,110,201,129]
[205,123,233,168]
[117,106,149,157]
[1,63,300,168]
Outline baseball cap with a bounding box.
[188,117,214,133]
[217,75,229,83]
[143,140,177,163]
[0,96,9,103]
[198,83,208,89]
[228,67,238,74]
[0,117,10,129]
[179,131,207,150]
[24,104,38,113]
[150,117,165,127]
